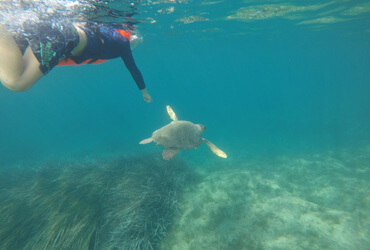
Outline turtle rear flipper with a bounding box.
[162,148,180,160]
[140,138,154,144]
[202,138,227,158]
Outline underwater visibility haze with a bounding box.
[0,0,370,249]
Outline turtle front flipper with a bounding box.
[202,138,227,158]
[162,148,180,160]
[166,105,178,121]
[139,138,154,144]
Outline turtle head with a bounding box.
[196,124,206,134]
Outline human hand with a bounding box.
[141,88,152,103]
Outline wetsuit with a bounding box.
[13,20,80,74]
[13,21,146,90]
[61,23,146,90]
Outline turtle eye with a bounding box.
[198,124,206,132]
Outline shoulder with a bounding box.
[99,26,130,43]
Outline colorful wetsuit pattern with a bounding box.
[15,20,80,74]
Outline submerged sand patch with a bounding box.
[161,147,370,249]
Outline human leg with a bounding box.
[0,29,24,87]
[1,20,81,92]
[0,27,43,92]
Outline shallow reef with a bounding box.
[0,155,194,250]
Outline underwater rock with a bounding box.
[0,155,194,250]
[176,15,209,24]
[226,3,329,21]
[157,6,175,15]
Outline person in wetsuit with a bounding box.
[0,20,152,102]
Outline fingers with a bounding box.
[143,93,152,103]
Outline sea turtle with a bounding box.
[140,105,227,160]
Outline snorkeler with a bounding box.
[0,21,152,103]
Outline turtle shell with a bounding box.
[152,121,202,149]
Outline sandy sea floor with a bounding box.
[0,146,369,249]
[161,146,370,250]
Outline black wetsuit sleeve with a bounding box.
[121,47,146,90]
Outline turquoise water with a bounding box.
[1,1,370,164]
[0,1,370,249]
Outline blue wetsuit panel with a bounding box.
[71,25,145,90]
